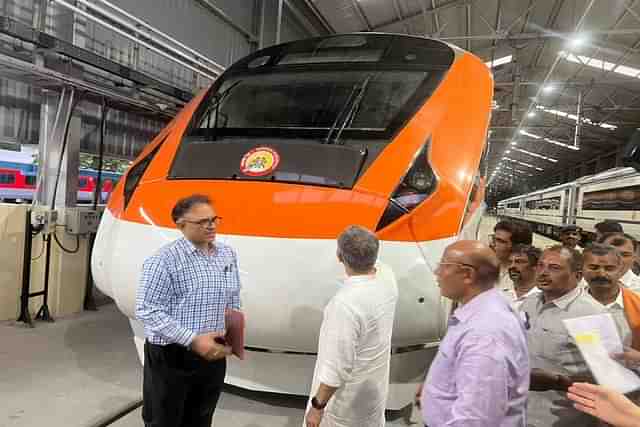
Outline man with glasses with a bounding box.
[417,240,529,427]
[136,194,241,427]
[520,245,603,427]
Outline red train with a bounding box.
[0,160,121,203]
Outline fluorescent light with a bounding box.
[510,141,517,145]
[559,50,640,79]
[535,105,617,130]
[485,54,513,68]
[518,129,580,150]
[512,147,558,163]
[528,111,536,118]
[520,130,541,139]
[543,85,554,93]
[504,156,544,171]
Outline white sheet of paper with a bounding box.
[563,313,640,394]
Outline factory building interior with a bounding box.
[2,0,640,426]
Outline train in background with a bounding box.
[497,166,640,242]
[0,160,122,203]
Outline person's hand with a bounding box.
[415,382,424,409]
[612,347,640,369]
[556,374,573,392]
[567,382,640,427]
[530,368,574,391]
[305,407,323,427]
[190,332,231,361]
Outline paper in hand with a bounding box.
[564,313,640,394]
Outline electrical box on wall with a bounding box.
[31,208,58,234]
[64,208,101,235]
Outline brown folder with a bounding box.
[225,309,245,360]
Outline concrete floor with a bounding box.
[0,216,557,427]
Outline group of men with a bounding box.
[420,218,640,427]
[134,193,640,427]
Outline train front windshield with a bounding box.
[196,70,427,135]
[170,35,455,187]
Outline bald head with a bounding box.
[445,240,500,288]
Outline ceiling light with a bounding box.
[543,85,554,93]
[559,50,640,80]
[569,35,586,48]
[485,54,513,68]
[518,129,580,150]
[512,147,558,163]
[536,104,617,130]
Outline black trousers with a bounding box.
[143,341,226,427]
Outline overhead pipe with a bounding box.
[51,0,219,81]
[193,0,258,43]
[88,0,226,72]
[574,90,583,150]
[276,0,284,44]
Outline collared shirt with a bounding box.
[520,286,604,427]
[307,264,398,427]
[135,237,241,347]
[621,269,640,293]
[501,282,541,311]
[421,288,529,427]
[587,288,632,348]
[497,266,513,291]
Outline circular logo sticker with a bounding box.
[240,147,280,177]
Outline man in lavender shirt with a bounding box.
[417,240,529,427]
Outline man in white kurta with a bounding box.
[304,226,398,427]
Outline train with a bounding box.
[0,160,121,203]
[91,33,493,407]
[497,166,640,242]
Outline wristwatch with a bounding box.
[311,396,327,410]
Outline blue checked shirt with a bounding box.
[135,237,241,347]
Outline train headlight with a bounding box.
[376,140,437,230]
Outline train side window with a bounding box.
[582,185,640,210]
[79,177,88,189]
[0,172,15,184]
[25,175,36,186]
[123,144,162,209]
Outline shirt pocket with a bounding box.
[172,266,197,296]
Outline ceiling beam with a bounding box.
[349,0,371,31]
[437,28,640,41]
[371,0,473,31]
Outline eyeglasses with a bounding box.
[435,261,477,270]
[180,216,222,227]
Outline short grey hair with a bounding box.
[337,225,379,274]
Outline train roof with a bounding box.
[573,166,637,185]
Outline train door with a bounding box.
[562,188,570,224]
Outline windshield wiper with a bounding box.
[325,75,372,145]
[202,79,242,141]
[333,75,372,146]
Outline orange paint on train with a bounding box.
[107,47,491,242]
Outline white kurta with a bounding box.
[306,264,399,427]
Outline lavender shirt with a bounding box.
[421,288,530,427]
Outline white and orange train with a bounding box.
[91,33,493,407]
